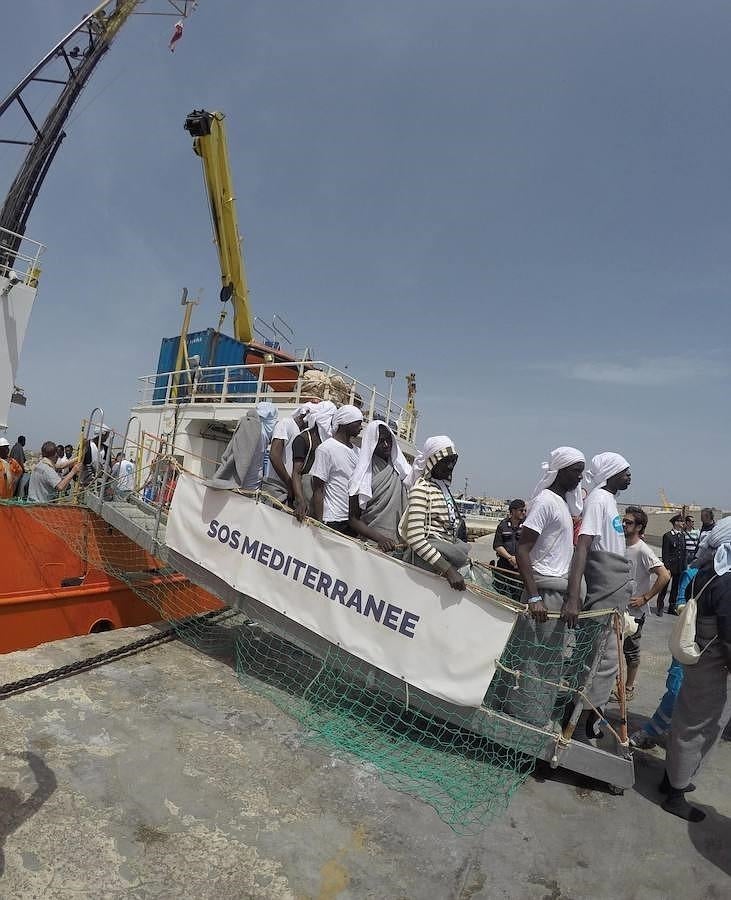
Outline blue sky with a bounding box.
[2,1,730,507]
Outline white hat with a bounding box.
[0,438,9,447]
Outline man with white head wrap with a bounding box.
[565,451,633,734]
[347,420,412,551]
[262,403,313,503]
[309,405,363,530]
[290,401,337,520]
[516,447,586,621]
[401,436,467,591]
[661,516,731,822]
[495,448,585,726]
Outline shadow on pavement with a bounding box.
[0,752,57,878]
[631,749,731,878]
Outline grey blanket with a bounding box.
[205,411,262,491]
[666,616,731,789]
[361,456,408,543]
[583,550,632,613]
[581,549,632,709]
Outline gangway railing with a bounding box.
[69,413,635,799]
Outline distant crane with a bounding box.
[659,488,673,511]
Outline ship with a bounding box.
[0,3,639,851]
[0,2,418,653]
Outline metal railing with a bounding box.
[136,359,418,442]
[0,226,45,285]
[76,413,176,549]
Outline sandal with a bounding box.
[609,685,634,703]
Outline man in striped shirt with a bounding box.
[402,436,466,591]
[684,514,700,560]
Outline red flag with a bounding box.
[169,21,184,52]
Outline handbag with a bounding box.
[669,574,718,665]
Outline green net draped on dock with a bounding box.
[233,596,609,832]
[15,498,613,833]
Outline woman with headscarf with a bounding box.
[309,405,363,531]
[291,401,337,520]
[348,421,412,551]
[401,436,467,591]
[661,516,731,822]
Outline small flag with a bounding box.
[169,20,184,52]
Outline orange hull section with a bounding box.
[0,505,223,654]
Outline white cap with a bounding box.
[0,438,9,447]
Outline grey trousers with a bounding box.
[261,476,289,504]
[666,620,731,790]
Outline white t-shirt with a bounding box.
[523,489,574,577]
[310,437,359,523]
[579,489,626,556]
[626,539,662,605]
[268,417,301,481]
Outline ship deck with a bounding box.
[1,577,729,899]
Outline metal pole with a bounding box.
[152,462,170,545]
[385,370,395,424]
[97,426,115,502]
[74,406,104,503]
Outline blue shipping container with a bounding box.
[152,329,257,404]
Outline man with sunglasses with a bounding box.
[621,506,670,700]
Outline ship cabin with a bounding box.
[125,329,419,486]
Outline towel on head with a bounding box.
[294,402,317,419]
[256,402,278,443]
[583,452,630,494]
[349,420,412,509]
[405,435,456,488]
[529,446,585,516]
[331,404,363,430]
[306,401,337,442]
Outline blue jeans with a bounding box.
[644,658,684,737]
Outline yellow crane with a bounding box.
[659,488,673,511]
[184,109,254,344]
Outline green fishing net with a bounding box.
[14,488,612,833]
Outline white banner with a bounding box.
[166,474,517,708]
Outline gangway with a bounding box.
[75,422,635,797]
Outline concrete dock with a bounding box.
[0,608,729,899]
